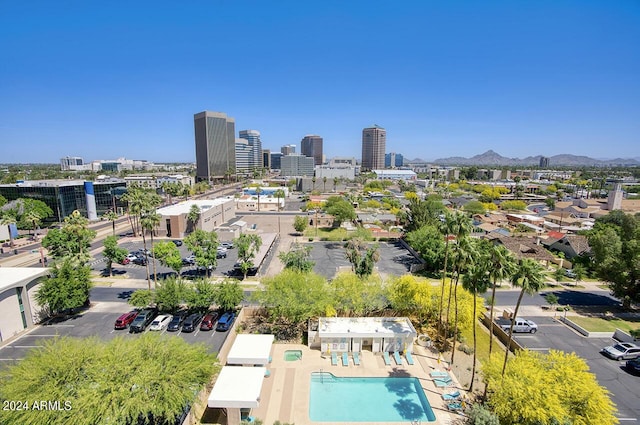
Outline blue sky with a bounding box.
[1,0,638,163]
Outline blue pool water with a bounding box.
[309,373,436,422]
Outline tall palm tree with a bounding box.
[323,176,327,192]
[187,204,201,233]
[437,212,456,336]
[0,211,18,248]
[255,187,262,212]
[502,258,546,376]
[462,260,491,392]
[487,244,517,356]
[448,236,475,366]
[24,209,43,240]
[333,177,339,192]
[141,212,161,289]
[312,177,316,191]
[103,210,118,237]
[273,189,285,211]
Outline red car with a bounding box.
[119,257,130,265]
[114,311,139,329]
[200,313,219,331]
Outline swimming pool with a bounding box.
[284,350,302,361]
[309,373,436,422]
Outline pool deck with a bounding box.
[251,343,465,425]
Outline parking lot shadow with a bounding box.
[100,269,127,277]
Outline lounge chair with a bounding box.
[405,351,415,365]
[429,370,450,378]
[434,377,453,388]
[393,351,403,365]
[353,352,361,366]
[383,351,392,366]
[331,352,338,366]
[447,402,464,412]
[442,390,461,401]
[342,352,349,366]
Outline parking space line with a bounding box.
[210,331,217,338]
[24,334,59,337]
[43,324,75,328]
[9,345,41,349]
[0,358,19,361]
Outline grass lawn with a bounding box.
[567,315,640,333]
[461,321,493,364]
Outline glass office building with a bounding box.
[0,180,128,223]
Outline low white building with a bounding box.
[156,198,235,238]
[373,169,417,180]
[309,317,417,354]
[0,268,49,342]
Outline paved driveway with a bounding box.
[512,315,639,421]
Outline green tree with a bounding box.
[103,210,118,237]
[128,289,154,308]
[41,211,97,262]
[463,200,486,215]
[154,276,187,312]
[572,263,587,285]
[333,177,339,192]
[253,269,329,323]
[273,189,286,211]
[500,200,527,211]
[141,212,161,288]
[588,212,640,309]
[323,176,327,192]
[405,196,445,231]
[484,350,617,425]
[344,238,380,278]
[293,215,308,235]
[502,258,547,376]
[331,272,387,317]
[102,235,127,277]
[323,196,356,225]
[235,233,262,279]
[188,279,217,311]
[463,404,500,425]
[0,210,18,248]
[214,278,244,311]
[153,241,183,275]
[0,194,6,207]
[35,258,92,316]
[187,204,201,233]
[405,224,445,273]
[278,243,315,272]
[184,229,219,277]
[13,199,53,236]
[0,334,217,425]
[486,244,517,358]
[255,186,262,212]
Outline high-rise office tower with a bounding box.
[262,149,271,170]
[281,144,296,155]
[238,130,263,171]
[301,134,323,165]
[539,156,550,168]
[385,152,404,168]
[361,125,386,171]
[194,111,236,181]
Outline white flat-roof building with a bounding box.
[226,334,274,366]
[310,317,417,354]
[208,366,266,424]
[156,198,235,238]
[0,268,49,342]
[373,169,417,180]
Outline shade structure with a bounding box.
[208,366,266,408]
[226,334,274,366]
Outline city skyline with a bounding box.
[1,1,638,163]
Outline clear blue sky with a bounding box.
[1,0,638,163]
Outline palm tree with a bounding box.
[437,213,455,336]
[502,258,546,376]
[141,212,161,289]
[323,176,327,192]
[273,189,285,211]
[0,211,17,248]
[103,210,118,236]
[442,213,472,338]
[312,177,316,191]
[448,236,475,366]
[487,244,517,356]
[255,187,262,212]
[461,260,491,392]
[24,209,43,240]
[187,204,201,233]
[333,177,339,192]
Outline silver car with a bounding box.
[602,342,640,360]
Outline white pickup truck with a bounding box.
[497,318,538,334]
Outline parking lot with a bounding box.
[0,286,233,370]
[307,240,421,280]
[512,315,640,420]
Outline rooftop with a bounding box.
[157,198,232,216]
[318,317,417,338]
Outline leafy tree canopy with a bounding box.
[500,200,527,211]
[278,243,315,273]
[35,258,92,316]
[102,235,128,276]
[184,229,218,274]
[293,215,308,234]
[214,278,244,311]
[41,211,96,262]
[323,196,356,224]
[0,334,217,425]
[405,224,445,273]
[153,241,183,274]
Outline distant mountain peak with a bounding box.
[432,151,638,167]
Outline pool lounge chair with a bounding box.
[447,402,464,412]
[442,390,461,401]
[434,377,453,388]
[393,351,403,365]
[405,351,415,365]
[342,352,349,366]
[353,352,361,366]
[383,351,392,366]
[331,352,338,366]
[429,370,451,378]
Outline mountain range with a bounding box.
[420,150,639,167]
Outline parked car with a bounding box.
[119,257,131,265]
[602,342,640,360]
[200,312,219,331]
[216,312,236,332]
[171,240,183,247]
[564,269,577,278]
[182,255,196,266]
[625,357,640,375]
[220,242,234,249]
[149,314,172,331]
[135,248,153,257]
[132,256,147,266]
[216,247,227,259]
[129,308,158,333]
[182,313,203,333]
[114,311,139,329]
[167,312,187,332]
[126,253,139,262]
[498,318,538,334]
